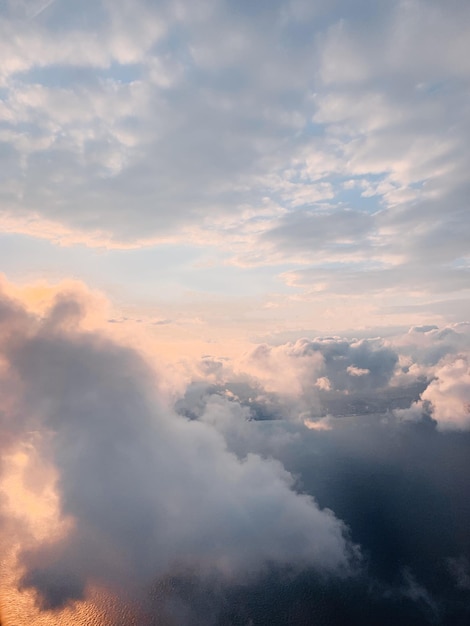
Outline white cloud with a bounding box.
[347,365,370,377]
[398,356,470,431]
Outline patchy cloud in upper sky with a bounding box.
[0,0,469,314]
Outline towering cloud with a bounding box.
[0,286,351,618]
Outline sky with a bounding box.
[1,0,469,344]
[0,1,470,625]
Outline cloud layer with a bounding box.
[0,284,352,621]
[0,0,469,312]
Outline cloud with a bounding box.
[0,283,352,616]
[0,1,468,341]
[176,321,470,434]
[235,336,399,421]
[0,0,467,310]
[398,356,470,431]
[261,208,374,264]
[174,357,470,624]
[1,280,470,622]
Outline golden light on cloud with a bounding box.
[0,446,143,625]
[0,275,110,326]
[303,417,332,431]
[0,214,190,251]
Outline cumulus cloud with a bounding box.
[175,334,402,428]
[0,285,352,618]
[1,280,470,623]
[398,356,470,431]
[235,336,400,421]
[176,321,470,435]
[173,338,470,625]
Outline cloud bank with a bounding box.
[0,284,352,622]
[0,282,469,623]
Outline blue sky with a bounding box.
[1,0,469,344]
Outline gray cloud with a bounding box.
[0,287,352,613]
[262,208,374,260]
[173,363,470,624]
[0,0,467,292]
[176,322,470,433]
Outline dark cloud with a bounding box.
[170,325,470,622]
[177,404,470,624]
